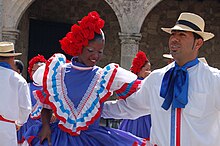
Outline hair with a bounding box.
[130,51,149,75]
[0,56,9,60]
[14,59,24,74]
[193,32,203,40]
[28,54,46,78]
[89,30,105,43]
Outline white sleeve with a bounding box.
[32,64,46,86]
[102,77,150,119]
[16,81,32,126]
[214,69,220,110]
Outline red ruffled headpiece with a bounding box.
[130,51,149,74]
[59,11,105,56]
[28,54,47,78]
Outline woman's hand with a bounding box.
[39,124,52,146]
[15,124,21,131]
[39,108,53,146]
[50,113,57,123]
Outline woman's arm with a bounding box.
[39,108,52,145]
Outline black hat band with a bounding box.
[0,50,15,54]
[176,20,202,31]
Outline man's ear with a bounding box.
[195,38,204,51]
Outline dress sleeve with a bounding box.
[98,63,140,102]
[30,90,52,119]
[102,76,151,120]
[32,64,46,86]
[30,53,66,119]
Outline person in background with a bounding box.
[119,51,152,139]
[14,59,24,75]
[163,53,207,64]
[163,53,174,64]
[0,42,32,146]
[17,54,47,146]
[102,12,220,146]
[24,11,147,146]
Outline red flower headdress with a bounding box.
[28,54,47,78]
[130,51,149,75]
[59,11,105,56]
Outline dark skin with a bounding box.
[78,39,104,67]
[39,109,53,145]
[39,38,105,145]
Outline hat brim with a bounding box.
[163,54,173,59]
[198,57,208,64]
[161,25,214,41]
[0,53,22,57]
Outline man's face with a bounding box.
[168,30,202,66]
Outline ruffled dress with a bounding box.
[24,53,146,146]
[17,82,42,145]
[119,77,151,139]
[119,115,151,139]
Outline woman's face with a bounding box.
[31,62,45,78]
[78,39,105,67]
[138,62,151,78]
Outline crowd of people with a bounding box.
[0,10,220,146]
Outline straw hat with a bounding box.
[0,42,21,57]
[161,12,214,41]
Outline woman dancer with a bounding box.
[25,11,146,146]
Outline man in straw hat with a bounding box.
[0,42,32,146]
[102,12,220,145]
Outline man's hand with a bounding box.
[16,124,21,131]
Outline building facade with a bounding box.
[0,0,219,79]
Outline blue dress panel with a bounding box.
[119,115,151,139]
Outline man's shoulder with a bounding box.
[11,71,27,83]
[198,62,220,78]
[199,62,219,72]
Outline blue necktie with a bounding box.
[160,58,199,110]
